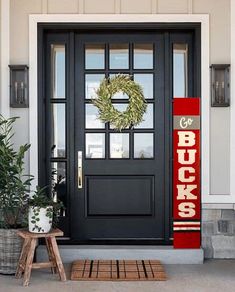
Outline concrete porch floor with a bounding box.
[1,260,235,292]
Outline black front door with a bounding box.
[73,33,166,241]
[40,25,199,244]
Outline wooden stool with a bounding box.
[16,228,66,286]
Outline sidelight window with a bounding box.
[51,103,66,157]
[51,45,66,99]
[173,43,188,97]
[49,43,68,219]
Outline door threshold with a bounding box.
[36,245,204,264]
[56,238,173,245]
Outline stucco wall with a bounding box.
[8,0,231,199]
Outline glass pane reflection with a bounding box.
[51,162,67,214]
[109,44,129,69]
[85,74,105,99]
[110,133,129,158]
[173,43,188,97]
[134,74,153,99]
[51,45,65,99]
[85,44,105,69]
[85,104,105,129]
[134,44,153,69]
[135,104,153,129]
[86,133,105,158]
[51,104,66,157]
[134,133,154,158]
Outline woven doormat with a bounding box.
[71,260,167,281]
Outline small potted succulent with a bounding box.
[28,186,63,233]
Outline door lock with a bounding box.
[78,151,83,189]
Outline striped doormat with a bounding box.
[71,260,167,281]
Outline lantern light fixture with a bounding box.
[210,64,230,107]
[9,65,29,108]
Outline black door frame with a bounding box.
[38,23,201,245]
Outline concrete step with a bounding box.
[36,245,204,264]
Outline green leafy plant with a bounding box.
[28,186,64,232]
[0,115,33,229]
[93,74,147,131]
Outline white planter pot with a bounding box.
[28,206,52,233]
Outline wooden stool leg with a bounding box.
[23,238,37,287]
[15,238,30,279]
[50,237,66,281]
[45,238,57,274]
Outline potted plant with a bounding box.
[28,186,63,233]
[0,115,32,274]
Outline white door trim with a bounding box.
[29,14,210,201]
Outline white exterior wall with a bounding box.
[194,0,231,197]
[0,0,10,118]
[0,0,232,206]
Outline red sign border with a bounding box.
[173,98,201,249]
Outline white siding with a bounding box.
[2,0,232,203]
[194,0,231,195]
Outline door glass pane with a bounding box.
[86,133,105,158]
[112,92,129,99]
[134,74,153,99]
[134,133,154,158]
[85,74,105,99]
[109,104,129,129]
[109,74,129,99]
[110,133,129,158]
[134,104,153,129]
[85,104,105,129]
[85,44,105,69]
[173,43,188,97]
[109,44,129,69]
[134,44,153,69]
[51,45,65,99]
[51,104,66,157]
[51,162,67,214]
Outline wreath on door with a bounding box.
[92,74,147,131]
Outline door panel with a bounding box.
[86,176,154,216]
[72,33,165,241]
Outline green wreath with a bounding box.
[92,74,147,131]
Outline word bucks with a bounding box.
[173,98,201,249]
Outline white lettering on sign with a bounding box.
[177,149,197,165]
[178,167,195,183]
[176,130,198,218]
[178,131,196,147]
[180,117,193,129]
[178,202,196,217]
[176,185,197,200]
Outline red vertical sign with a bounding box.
[173,98,201,249]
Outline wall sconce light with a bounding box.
[210,64,230,107]
[9,65,29,108]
